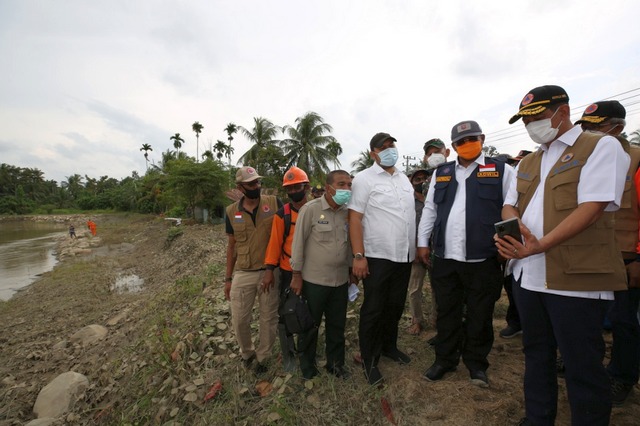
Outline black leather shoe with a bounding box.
[362,362,383,385]
[423,363,456,382]
[254,362,268,375]
[382,349,411,365]
[470,369,489,388]
[242,353,256,369]
[326,365,351,379]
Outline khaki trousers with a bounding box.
[230,269,280,363]
[407,262,428,325]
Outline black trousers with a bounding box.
[299,281,348,378]
[513,277,611,426]
[504,272,521,328]
[431,256,502,371]
[358,257,411,362]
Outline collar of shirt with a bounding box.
[320,193,346,212]
[372,161,399,175]
[538,125,582,153]
[455,152,487,169]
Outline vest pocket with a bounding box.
[559,243,614,274]
[236,244,250,266]
[233,222,248,242]
[477,179,501,200]
[549,168,581,211]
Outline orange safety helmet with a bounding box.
[282,166,309,186]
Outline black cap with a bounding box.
[369,132,397,151]
[575,100,626,125]
[407,168,430,180]
[423,138,445,152]
[451,120,483,143]
[509,85,569,124]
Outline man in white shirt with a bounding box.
[349,132,415,385]
[497,85,629,426]
[417,120,514,388]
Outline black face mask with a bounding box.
[413,183,425,193]
[288,190,306,202]
[243,187,261,199]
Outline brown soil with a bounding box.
[0,214,638,425]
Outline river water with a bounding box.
[0,220,67,300]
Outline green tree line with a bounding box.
[0,111,343,217]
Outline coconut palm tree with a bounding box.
[140,143,153,170]
[224,123,238,165]
[170,133,185,156]
[326,140,343,168]
[280,111,338,179]
[201,150,214,161]
[238,117,282,168]
[351,150,374,174]
[192,121,204,162]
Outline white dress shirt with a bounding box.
[417,153,515,262]
[349,162,416,263]
[503,125,629,300]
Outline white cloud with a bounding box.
[1,0,639,183]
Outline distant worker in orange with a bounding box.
[263,166,311,372]
[87,220,97,236]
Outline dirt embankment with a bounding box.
[0,214,638,425]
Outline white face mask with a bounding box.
[525,109,562,144]
[427,153,445,168]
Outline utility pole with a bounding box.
[403,155,417,173]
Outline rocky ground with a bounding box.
[0,214,638,425]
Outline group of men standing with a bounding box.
[221,83,639,425]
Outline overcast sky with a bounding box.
[1,0,639,184]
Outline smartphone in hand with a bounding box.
[494,217,522,242]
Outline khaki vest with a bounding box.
[516,132,626,291]
[226,195,278,271]
[613,137,640,254]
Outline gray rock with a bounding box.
[33,372,89,418]
[69,324,108,345]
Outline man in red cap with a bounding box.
[576,100,640,407]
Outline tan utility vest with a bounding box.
[516,132,626,291]
[613,136,640,255]
[226,195,278,271]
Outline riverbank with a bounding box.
[0,214,637,425]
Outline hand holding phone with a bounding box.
[494,217,522,242]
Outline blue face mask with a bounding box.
[331,187,352,205]
[377,147,398,167]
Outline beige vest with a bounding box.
[517,132,626,291]
[226,195,278,271]
[613,136,640,255]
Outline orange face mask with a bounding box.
[455,141,482,160]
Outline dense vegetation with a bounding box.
[0,112,343,218]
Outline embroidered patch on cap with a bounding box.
[456,122,472,132]
[521,93,534,106]
[584,104,598,114]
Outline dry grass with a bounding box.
[1,214,639,425]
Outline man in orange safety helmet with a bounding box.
[263,166,311,372]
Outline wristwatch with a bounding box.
[353,253,364,260]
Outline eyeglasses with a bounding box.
[454,137,480,146]
[242,180,262,188]
[285,183,306,192]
